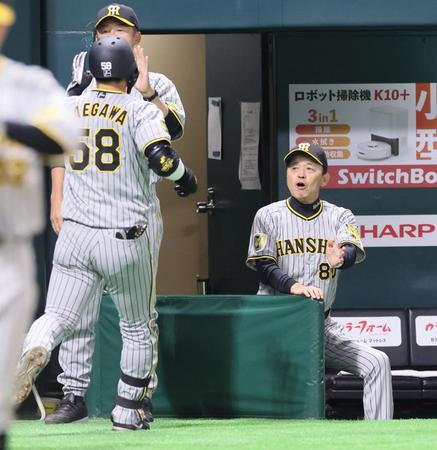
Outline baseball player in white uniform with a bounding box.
[15,35,197,431]
[48,3,186,424]
[0,0,77,446]
[247,142,393,420]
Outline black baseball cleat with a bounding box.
[142,397,154,422]
[45,394,88,424]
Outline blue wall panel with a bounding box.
[41,1,437,81]
[44,0,284,32]
[282,0,437,28]
[45,31,92,86]
[3,0,40,63]
[44,0,437,33]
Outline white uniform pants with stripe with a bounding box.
[325,317,393,420]
[56,219,162,399]
[22,221,158,401]
[0,240,37,434]
[56,292,160,399]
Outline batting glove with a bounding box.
[66,52,93,96]
[175,167,198,197]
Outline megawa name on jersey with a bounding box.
[75,102,128,126]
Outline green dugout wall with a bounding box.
[87,295,325,418]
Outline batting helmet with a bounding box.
[89,35,138,89]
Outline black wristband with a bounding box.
[143,90,159,102]
[338,244,358,270]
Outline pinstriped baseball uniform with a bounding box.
[247,198,393,420]
[0,59,76,238]
[22,88,170,422]
[85,74,185,137]
[57,72,183,399]
[61,91,167,226]
[0,56,76,433]
[247,199,365,307]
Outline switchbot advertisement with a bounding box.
[289,83,437,189]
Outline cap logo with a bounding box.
[297,142,311,152]
[107,5,121,16]
[101,61,112,77]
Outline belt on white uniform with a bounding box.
[115,224,147,240]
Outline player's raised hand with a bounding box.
[72,52,87,85]
[133,45,153,97]
[326,240,345,269]
[66,52,92,96]
[290,282,324,301]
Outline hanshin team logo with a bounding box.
[159,156,174,173]
[254,233,267,251]
[297,142,311,152]
[107,5,121,16]
[346,224,361,243]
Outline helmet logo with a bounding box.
[101,61,112,77]
[107,5,121,16]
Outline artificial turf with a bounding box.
[7,418,437,450]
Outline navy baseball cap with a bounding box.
[95,3,139,29]
[0,0,15,26]
[284,142,328,174]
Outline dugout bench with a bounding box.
[326,308,437,419]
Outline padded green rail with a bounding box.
[86,295,324,419]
